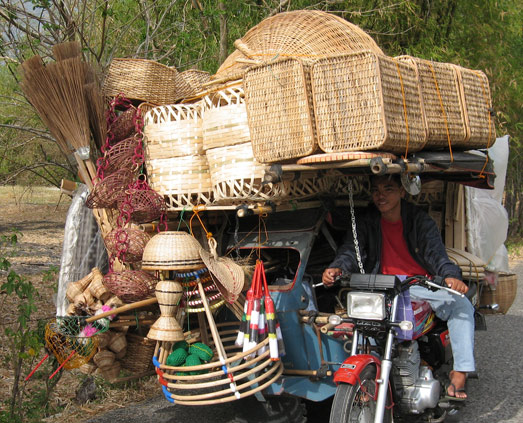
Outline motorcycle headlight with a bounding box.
[347,292,386,320]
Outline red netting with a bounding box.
[104,227,151,263]
[86,168,135,209]
[103,269,158,303]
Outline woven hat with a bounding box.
[141,231,205,271]
[199,237,244,303]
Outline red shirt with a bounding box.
[380,217,428,276]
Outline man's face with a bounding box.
[370,177,404,216]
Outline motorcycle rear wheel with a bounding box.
[329,364,392,423]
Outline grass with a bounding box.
[0,185,67,206]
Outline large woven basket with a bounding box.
[453,65,495,149]
[480,273,517,315]
[311,51,427,154]
[215,10,383,81]
[145,154,213,209]
[103,58,195,104]
[396,56,468,149]
[201,87,251,151]
[143,104,203,159]
[153,321,284,405]
[180,69,211,94]
[244,58,318,163]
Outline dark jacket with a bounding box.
[329,200,462,280]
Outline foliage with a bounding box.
[0,0,521,232]
[0,231,63,422]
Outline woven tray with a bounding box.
[143,104,203,159]
[145,155,213,209]
[311,51,427,155]
[202,87,251,150]
[215,10,383,81]
[453,65,495,149]
[153,321,284,405]
[396,56,468,149]
[244,57,318,163]
[103,58,195,104]
[480,273,517,314]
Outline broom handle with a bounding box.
[86,297,158,323]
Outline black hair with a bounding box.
[369,173,401,187]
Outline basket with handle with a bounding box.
[201,87,251,151]
[311,51,427,154]
[244,57,318,163]
[103,58,195,104]
[215,9,384,82]
[452,65,495,149]
[396,56,468,149]
[143,103,203,159]
[145,154,213,209]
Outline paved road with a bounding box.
[87,260,523,423]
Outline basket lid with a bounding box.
[142,231,205,271]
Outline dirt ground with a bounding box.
[0,187,158,422]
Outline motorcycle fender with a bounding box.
[333,354,381,385]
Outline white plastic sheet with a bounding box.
[465,136,510,272]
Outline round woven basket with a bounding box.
[104,227,152,263]
[154,321,283,405]
[143,103,203,159]
[141,231,205,271]
[103,58,195,104]
[145,154,213,209]
[215,10,383,81]
[201,87,250,150]
[480,273,517,315]
[103,270,158,303]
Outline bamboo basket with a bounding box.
[201,87,251,151]
[396,56,468,149]
[145,154,213,209]
[215,10,383,81]
[121,333,156,373]
[143,104,203,159]
[153,321,284,405]
[311,51,427,154]
[103,58,195,104]
[480,273,517,315]
[141,231,204,271]
[244,58,318,163]
[453,65,495,149]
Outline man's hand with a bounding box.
[322,268,342,287]
[445,277,468,294]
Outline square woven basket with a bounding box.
[396,56,468,149]
[453,65,496,150]
[311,51,427,154]
[244,57,318,163]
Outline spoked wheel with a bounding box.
[329,364,392,423]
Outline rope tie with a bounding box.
[394,60,410,158]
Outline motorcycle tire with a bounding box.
[329,364,392,423]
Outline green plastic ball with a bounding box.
[188,342,213,362]
[166,348,188,366]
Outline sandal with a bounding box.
[445,371,468,401]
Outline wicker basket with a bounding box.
[453,65,495,149]
[180,69,211,94]
[103,58,195,104]
[396,56,468,149]
[121,333,156,373]
[145,154,213,209]
[201,87,251,151]
[103,270,158,303]
[480,273,517,315]
[215,10,383,81]
[244,57,318,163]
[143,104,203,159]
[311,51,427,154]
[154,321,284,405]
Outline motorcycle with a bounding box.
[327,273,469,423]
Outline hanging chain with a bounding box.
[348,179,364,274]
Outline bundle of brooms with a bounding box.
[20,41,116,239]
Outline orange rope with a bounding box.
[394,60,410,159]
[428,62,453,162]
[474,71,493,178]
[189,205,212,238]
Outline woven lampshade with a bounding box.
[141,231,205,271]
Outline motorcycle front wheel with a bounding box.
[329,364,392,423]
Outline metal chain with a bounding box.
[348,179,365,274]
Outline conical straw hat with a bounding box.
[199,237,244,303]
[141,231,205,271]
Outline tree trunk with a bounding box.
[219,1,228,64]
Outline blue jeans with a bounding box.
[410,285,475,372]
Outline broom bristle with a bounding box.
[20,56,45,77]
[53,41,81,61]
[84,81,107,152]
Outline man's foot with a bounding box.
[446,370,467,400]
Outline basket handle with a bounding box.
[233,39,257,59]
